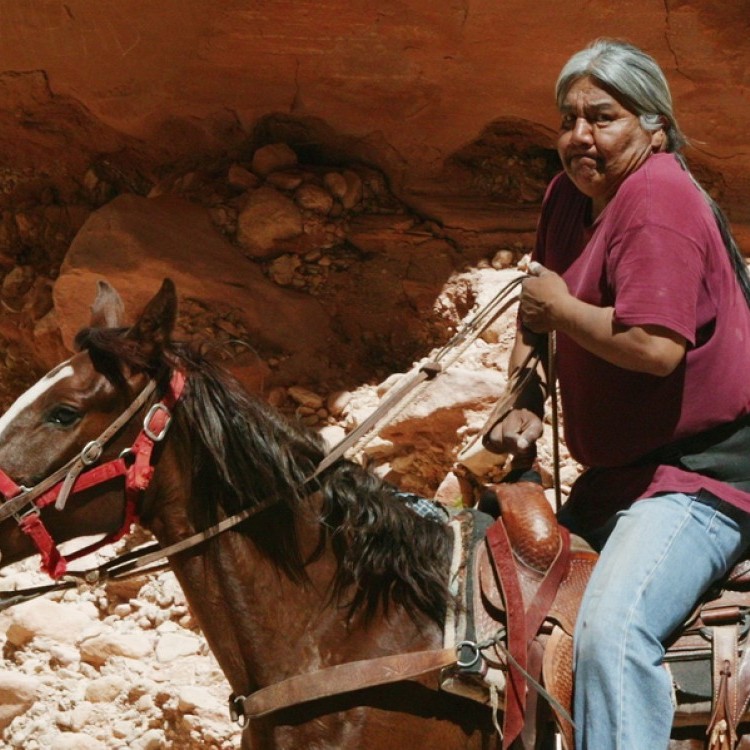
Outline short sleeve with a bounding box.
[607,167,710,344]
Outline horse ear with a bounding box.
[126,278,177,360]
[90,280,125,329]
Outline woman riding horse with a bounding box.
[485,38,750,750]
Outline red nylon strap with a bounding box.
[486,520,528,749]
[3,370,186,579]
[35,459,129,510]
[66,371,186,572]
[20,513,66,578]
[0,469,21,499]
[128,370,185,494]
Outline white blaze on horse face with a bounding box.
[0,362,74,442]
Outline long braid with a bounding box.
[672,151,750,309]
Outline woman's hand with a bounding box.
[483,408,544,457]
[519,263,573,333]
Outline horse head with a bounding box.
[0,279,178,575]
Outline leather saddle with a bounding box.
[439,483,750,750]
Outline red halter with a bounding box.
[0,370,186,579]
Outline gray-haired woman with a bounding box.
[486,39,750,748]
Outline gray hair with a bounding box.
[555,38,686,152]
[556,38,750,306]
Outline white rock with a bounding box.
[456,440,506,476]
[79,632,154,667]
[360,436,396,459]
[317,424,347,450]
[134,694,155,712]
[325,390,352,417]
[0,671,40,730]
[47,642,81,668]
[376,371,403,397]
[155,632,202,663]
[50,734,107,750]
[112,720,132,739]
[70,702,94,731]
[131,728,167,750]
[85,674,128,702]
[176,685,217,713]
[5,599,97,647]
[491,249,515,269]
[382,367,506,426]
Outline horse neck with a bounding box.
[143,457,444,697]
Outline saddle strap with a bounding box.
[487,519,529,748]
[706,614,740,749]
[486,519,571,749]
[525,527,571,646]
[230,647,457,724]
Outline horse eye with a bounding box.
[46,405,82,427]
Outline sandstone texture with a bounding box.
[0,2,745,227]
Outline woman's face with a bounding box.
[557,76,664,216]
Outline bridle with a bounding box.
[0,370,186,578]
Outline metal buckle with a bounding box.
[143,403,172,442]
[455,640,482,669]
[12,490,40,524]
[228,694,249,727]
[81,441,103,466]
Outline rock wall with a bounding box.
[0,2,748,218]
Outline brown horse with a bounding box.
[0,279,743,750]
[0,279,503,750]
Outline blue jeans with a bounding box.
[569,491,750,750]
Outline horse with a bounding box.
[0,278,746,749]
[0,279,503,749]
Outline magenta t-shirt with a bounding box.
[535,153,750,528]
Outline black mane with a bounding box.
[76,329,452,624]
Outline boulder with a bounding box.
[236,186,303,255]
[0,672,40,730]
[4,599,98,647]
[54,194,333,384]
[251,143,298,177]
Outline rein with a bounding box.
[0,272,527,588]
[315,272,527,472]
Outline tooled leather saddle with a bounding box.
[440,482,750,750]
